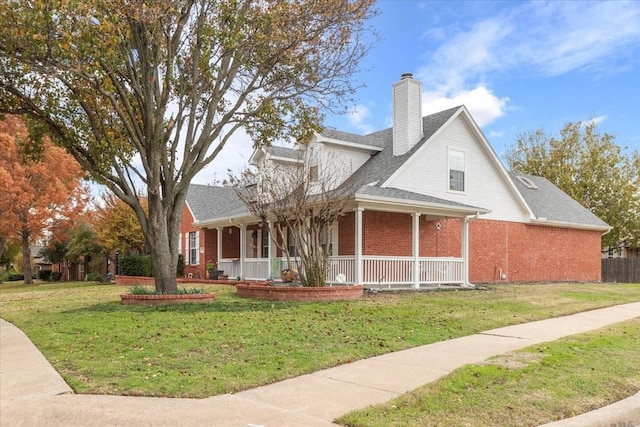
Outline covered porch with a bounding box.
[219,255,464,288]
[195,196,487,289]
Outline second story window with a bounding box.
[448,149,465,192]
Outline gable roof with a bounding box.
[186,184,249,223]
[508,172,610,231]
[341,107,461,192]
[189,106,609,230]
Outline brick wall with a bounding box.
[363,211,412,256]
[356,211,602,283]
[222,226,240,259]
[338,212,355,256]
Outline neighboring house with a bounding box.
[603,243,640,259]
[180,73,610,287]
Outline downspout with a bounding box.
[461,212,480,288]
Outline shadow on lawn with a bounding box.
[64,294,312,315]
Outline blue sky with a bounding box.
[197,0,640,184]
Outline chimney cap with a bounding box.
[400,72,413,80]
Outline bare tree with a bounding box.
[232,145,354,286]
[0,0,377,293]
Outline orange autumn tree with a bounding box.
[0,0,376,294]
[93,192,147,259]
[0,116,90,284]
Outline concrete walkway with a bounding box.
[1,302,639,427]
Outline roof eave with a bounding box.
[193,212,257,229]
[354,192,491,217]
[315,133,384,152]
[529,218,611,232]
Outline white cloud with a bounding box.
[192,128,255,185]
[422,86,509,127]
[583,115,608,127]
[346,104,375,134]
[417,1,640,86]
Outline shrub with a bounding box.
[120,255,153,277]
[129,285,160,295]
[51,272,62,282]
[86,272,104,282]
[177,253,185,276]
[128,285,205,295]
[8,273,24,281]
[38,270,52,281]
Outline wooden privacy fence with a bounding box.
[601,258,640,283]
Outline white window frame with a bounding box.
[189,231,199,265]
[448,149,466,193]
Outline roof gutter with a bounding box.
[354,193,491,216]
[529,217,611,232]
[193,212,257,229]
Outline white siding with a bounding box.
[319,144,370,189]
[385,116,528,222]
[392,76,422,156]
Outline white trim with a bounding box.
[447,148,466,194]
[354,193,490,216]
[239,226,246,278]
[412,213,420,289]
[355,207,363,285]
[529,218,611,232]
[314,134,384,152]
[381,106,535,219]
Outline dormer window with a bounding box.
[448,149,465,192]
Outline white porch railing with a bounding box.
[218,256,463,287]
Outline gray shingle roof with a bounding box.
[320,127,387,148]
[340,107,465,205]
[188,106,608,230]
[356,185,488,212]
[508,172,610,229]
[265,145,302,160]
[186,184,248,222]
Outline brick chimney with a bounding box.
[392,73,423,156]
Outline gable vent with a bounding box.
[516,175,538,189]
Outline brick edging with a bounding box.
[120,293,217,305]
[236,284,364,302]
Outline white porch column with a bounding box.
[355,208,363,285]
[461,217,470,287]
[268,223,275,279]
[216,227,222,264]
[239,225,246,279]
[412,212,421,289]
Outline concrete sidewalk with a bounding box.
[1,302,639,427]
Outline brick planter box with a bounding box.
[236,283,364,302]
[120,293,217,305]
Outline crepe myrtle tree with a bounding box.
[231,145,354,287]
[0,0,377,293]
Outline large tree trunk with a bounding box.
[145,192,183,294]
[21,226,33,284]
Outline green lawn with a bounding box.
[337,318,640,427]
[0,281,638,400]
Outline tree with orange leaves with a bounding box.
[0,0,377,293]
[0,116,90,284]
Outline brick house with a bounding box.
[180,73,610,287]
